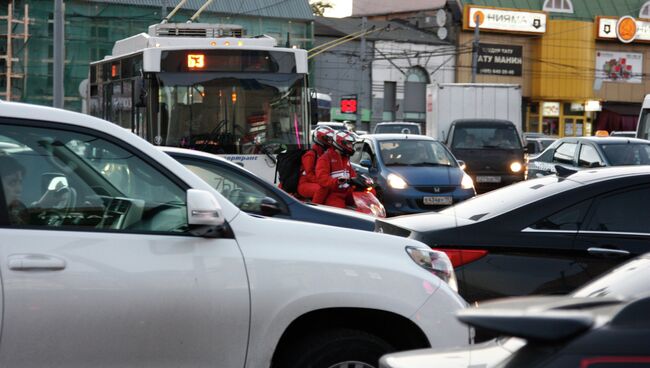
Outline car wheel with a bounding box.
[276,329,394,368]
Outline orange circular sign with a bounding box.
[617,16,637,43]
[472,10,485,26]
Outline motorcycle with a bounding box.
[347,174,386,218]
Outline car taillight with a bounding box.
[436,248,488,268]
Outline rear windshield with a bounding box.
[451,125,522,149]
[375,124,420,134]
[600,143,650,165]
[440,175,580,221]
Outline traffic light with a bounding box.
[340,95,358,114]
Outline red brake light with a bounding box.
[436,248,488,268]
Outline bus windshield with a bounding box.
[158,72,307,155]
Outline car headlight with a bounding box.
[406,246,458,292]
[510,162,523,173]
[461,173,474,190]
[387,173,408,189]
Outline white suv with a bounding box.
[0,101,468,368]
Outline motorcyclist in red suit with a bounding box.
[297,126,334,201]
[314,131,357,208]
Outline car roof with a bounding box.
[557,136,649,144]
[452,119,515,126]
[563,166,650,184]
[360,134,437,142]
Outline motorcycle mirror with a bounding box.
[260,197,282,217]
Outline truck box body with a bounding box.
[426,83,522,141]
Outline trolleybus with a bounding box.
[88,22,310,182]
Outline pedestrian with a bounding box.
[314,131,357,208]
[298,126,334,201]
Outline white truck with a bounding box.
[425,83,522,141]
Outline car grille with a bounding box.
[414,186,456,194]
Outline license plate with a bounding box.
[423,196,453,205]
[476,175,501,183]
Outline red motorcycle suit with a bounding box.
[297,144,326,200]
[314,147,357,208]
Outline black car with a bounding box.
[376,166,650,303]
[162,147,376,231]
[380,253,650,368]
[528,136,650,178]
[445,119,526,193]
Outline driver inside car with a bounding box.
[0,155,72,226]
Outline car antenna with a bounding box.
[555,165,578,178]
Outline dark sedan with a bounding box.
[528,136,650,178]
[350,134,475,216]
[161,147,376,231]
[381,253,650,368]
[376,166,650,303]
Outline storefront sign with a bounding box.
[477,43,523,76]
[597,16,650,43]
[595,51,643,84]
[465,6,546,34]
[542,102,560,117]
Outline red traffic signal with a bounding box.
[340,95,358,114]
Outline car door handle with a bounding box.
[8,254,67,271]
[587,247,631,258]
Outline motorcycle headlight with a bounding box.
[406,246,458,292]
[461,173,474,190]
[387,173,408,189]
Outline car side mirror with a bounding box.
[260,197,282,217]
[359,159,372,168]
[187,189,225,237]
[457,160,467,171]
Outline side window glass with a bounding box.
[531,200,591,230]
[177,158,286,215]
[578,145,603,168]
[361,143,373,164]
[553,142,577,165]
[586,187,650,233]
[350,142,365,164]
[0,124,187,233]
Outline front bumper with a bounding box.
[381,187,475,216]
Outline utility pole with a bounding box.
[357,16,367,130]
[53,0,64,108]
[471,13,480,83]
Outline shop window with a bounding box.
[641,2,650,18]
[542,0,573,14]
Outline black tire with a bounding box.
[275,329,394,368]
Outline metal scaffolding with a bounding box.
[0,3,29,101]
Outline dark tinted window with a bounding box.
[451,125,521,149]
[441,175,580,221]
[601,143,650,165]
[578,144,603,168]
[531,200,591,230]
[585,187,650,233]
[374,124,421,135]
[574,256,650,298]
[553,142,577,164]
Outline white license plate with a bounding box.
[476,175,501,183]
[423,196,453,205]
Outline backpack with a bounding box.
[275,149,310,194]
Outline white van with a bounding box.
[636,94,650,139]
[0,101,468,368]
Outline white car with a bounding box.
[0,101,469,368]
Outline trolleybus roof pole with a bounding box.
[161,0,189,24]
[188,0,215,23]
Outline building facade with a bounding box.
[1,0,313,112]
[459,0,650,136]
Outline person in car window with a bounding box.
[0,155,29,225]
[314,131,357,208]
[298,126,334,203]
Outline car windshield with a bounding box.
[440,175,580,221]
[379,140,455,167]
[452,125,522,149]
[573,256,650,299]
[600,143,650,165]
[375,124,420,134]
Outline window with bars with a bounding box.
[542,0,574,14]
[641,2,650,18]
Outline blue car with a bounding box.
[161,147,377,231]
[350,134,476,216]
